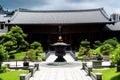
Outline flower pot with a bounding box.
[23,62,29,66]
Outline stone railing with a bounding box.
[69,51,77,60]
[20,63,39,80]
[82,62,102,80]
[44,51,51,61]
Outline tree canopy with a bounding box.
[0,25,29,54]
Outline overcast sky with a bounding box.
[0,0,120,15]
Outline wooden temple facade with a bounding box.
[5,8,116,50]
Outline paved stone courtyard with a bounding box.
[2,53,111,80]
[29,53,92,80]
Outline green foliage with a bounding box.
[93,40,102,49]
[31,41,42,49]
[0,70,28,80]
[88,49,95,57]
[31,41,43,54]
[103,37,118,48]
[0,45,8,62]
[0,25,29,55]
[78,39,91,59]
[26,49,36,62]
[100,43,114,55]
[110,44,120,65]
[0,45,8,72]
[14,52,26,60]
[36,47,43,53]
[93,68,120,80]
[79,46,86,55]
[79,39,90,54]
[94,47,101,54]
[80,39,90,48]
[0,65,8,73]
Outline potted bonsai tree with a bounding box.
[23,55,29,66]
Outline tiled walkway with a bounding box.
[30,53,92,80]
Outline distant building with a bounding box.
[110,13,120,22]
[0,14,9,35]
[0,5,10,35]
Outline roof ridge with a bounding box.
[99,8,111,21]
[17,8,103,13]
[8,10,19,23]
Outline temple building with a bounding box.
[2,8,120,50]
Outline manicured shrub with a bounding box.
[30,41,42,49]
[100,43,114,55]
[93,40,102,49]
[110,44,120,65]
[103,37,118,48]
[0,65,8,73]
[0,45,8,72]
[0,26,29,54]
[25,49,36,62]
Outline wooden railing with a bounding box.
[44,51,51,60]
[25,73,31,80]
[82,62,102,80]
[20,63,39,80]
[69,51,77,60]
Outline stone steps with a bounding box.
[30,64,92,80]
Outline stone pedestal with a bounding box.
[92,60,102,68]
[51,41,70,62]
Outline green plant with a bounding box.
[100,43,114,55]
[14,52,26,60]
[0,45,8,71]
[0,65,8,73]
[93,68,120,80]
[93,40,102,49]
[103,37,118,48]
[79,46,86,55]
[36,47,43,54]
[0,70,28,80]
[26,49,36,62]
[110,44,120,65]
[79,39,90,55]
[31,41,42,49]
[80,39,90,48]
[0,25,29,54]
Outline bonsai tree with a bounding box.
[30,41,42,50]
[31,41,43,56]
[80,39,90,55]
[103,37,118,48]
[26,49,37,62]
[93,40,102,49]
[78,39,91,60]
[100,43,114,55]
[0,26,29,57]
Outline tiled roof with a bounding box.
[8,8,112,25]
[0,14,10,22]
[107,21,120,31]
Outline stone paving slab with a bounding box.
[30,63,92,80]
